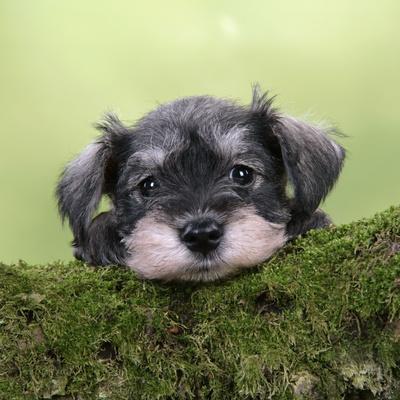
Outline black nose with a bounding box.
[180,219,223,255]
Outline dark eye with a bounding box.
[139,176,159,197]
[229,165,254,185]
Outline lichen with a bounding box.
[1,206,399,399]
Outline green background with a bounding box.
[1,0,399,264]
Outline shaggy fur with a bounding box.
[56,86,345,281]
[123,207,286,281]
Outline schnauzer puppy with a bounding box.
[56,87,345,281]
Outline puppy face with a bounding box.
[57,87,345,281]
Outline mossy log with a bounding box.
[1,207,400,400]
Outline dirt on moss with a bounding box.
[0,206,399,400]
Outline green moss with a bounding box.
[1,206,400,399]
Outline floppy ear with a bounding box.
[56,113,126,246]
[251,86,345,218]
[272,115,345,216]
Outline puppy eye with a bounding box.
[139,176,159,197]
[229,165,254,185]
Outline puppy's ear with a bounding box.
[56,113,126,246]
[251,86,345,218]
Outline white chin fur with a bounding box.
[122,207,287,282]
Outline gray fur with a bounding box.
[56,86,345,281]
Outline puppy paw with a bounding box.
[72,246,86,262]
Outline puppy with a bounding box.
[56,86,345,281]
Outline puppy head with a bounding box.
[57,87,345,281]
